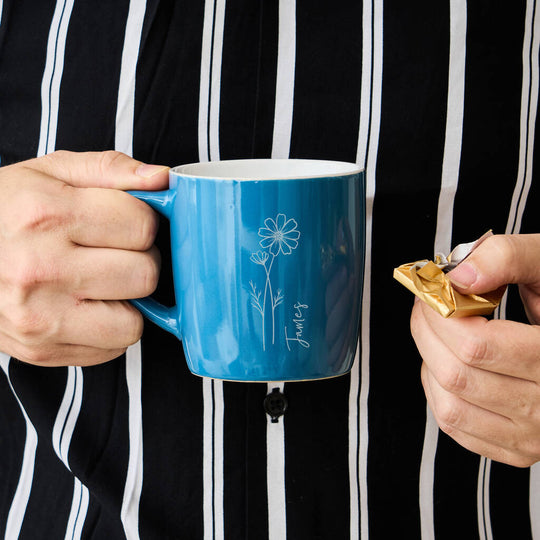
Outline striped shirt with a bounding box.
[0,1,539,538]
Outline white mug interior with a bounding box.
[172,159,362,180]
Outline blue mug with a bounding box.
[130,159,365,382]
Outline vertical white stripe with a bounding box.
[434,0,467,255]
[517,0,540,229]
[271,0,296,159]
[419,406,438,540]
[473,2,540,534]
[3,4,77,530]
[63,478,89,540]
[477,459,485,540]
[115,4,147,538]
[420,3,467,539]
[504,3,540,536]
[483,459,493,540]
[64,481,81,539]
[198,0,226,162]
[75,484,90,540]
[505,0,538,236]
[351,2,373,536]
[115,0,147,157]
[36,4,90,534]
[0,354,38,539]
[499,0,537,327]
[267,382,287,540]
[348,350,360,540]
[208,0,226,162]
[349,1,384,538]
[51,366,89,540]
[266,3,297,536]
[52,367,77,462]
[202,378,214,540]
[198,0,215,162]
[121,342,145,540]
[476,458,493,540]
[199,2,226,535]
[355,0,373,169]
[37,0,75,157]
[531,463,540,538]
[59,367,84,466]
[213,381,225,540]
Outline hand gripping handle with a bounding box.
[128,189,181,339]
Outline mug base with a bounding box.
[189,369,352,383]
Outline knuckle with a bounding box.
[10,307,53,345]
[18,192,67,234]
[8,254,59,295]
[459,333,489,366]
[134,209,159,250]
[439,364,469,394]
[436,399,463,434]
[10,308,42,337]
[488,235,520,279]
[109,303,144,346]
[14,264,43,292]
[124,309,144,345]
[48,149,71,161]
[98,150,126,176]
[41,150,68,168]
[40,150,72,179]
[138,250,161,296]
[488,234,515,258]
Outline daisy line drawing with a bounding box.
[250,214,300,350]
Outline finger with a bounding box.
[0,328,128,367]
[11,343,128,367]
[413,305,539,419]
[421,365,539,467]
[413,299,540,380]
[68,187,159,250]
[72,246,160,300]
[433,418,536,467]
[419,320,540,423]
[24,150,170,191]
[447,233,540,294]
[61,300,145,348]
[0,298,144,352]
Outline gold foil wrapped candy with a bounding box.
[393,232,504,318]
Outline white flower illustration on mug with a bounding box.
[250,214,300,350]
[258,214,300,255]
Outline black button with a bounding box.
[264,388,288,423]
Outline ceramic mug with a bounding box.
[129,159,365,382]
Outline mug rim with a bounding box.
[171,158,363,180]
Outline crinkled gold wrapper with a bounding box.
[393,260,504,318]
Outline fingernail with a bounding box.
[136,164,169,178]
[448,262,477,289]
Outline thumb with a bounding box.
[25,150,170,190]
[447,234,540,294]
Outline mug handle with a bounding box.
[127,189,181,339]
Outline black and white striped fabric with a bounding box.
[0,1,539,538]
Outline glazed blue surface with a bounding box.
[130,166,365,382]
